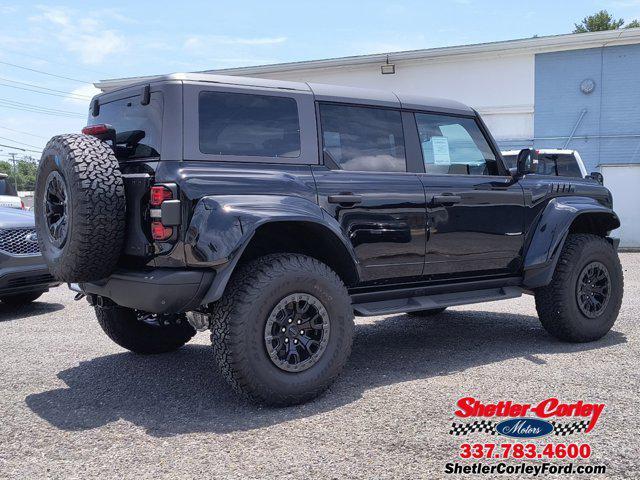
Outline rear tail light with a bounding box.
[151,221,173,241]
[150,186,173,206]
[82,124,112,135]
[149,184,178,243]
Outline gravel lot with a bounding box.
[1,254,638,479]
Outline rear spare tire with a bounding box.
[34,134,125,282]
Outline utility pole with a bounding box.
[8,152,18,192]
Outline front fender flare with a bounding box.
[184,195,360,305]
[522,196,620,289]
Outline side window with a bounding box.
[415,113,498,175]
[319,103,406,172]
[199,91,300,158]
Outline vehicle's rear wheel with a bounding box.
[95,305,196,354]
[34,134,125,282]
[0,291,44,306]
[209,253,354,406]
[406,307,447,317]
[534,234,623,342]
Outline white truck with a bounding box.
[501,149,588,178]
[0,174,22,209]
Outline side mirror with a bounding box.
[589,172,604,184]
[516,148,538,176]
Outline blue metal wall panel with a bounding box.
[535,45,640,172]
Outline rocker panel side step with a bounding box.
[352,286,523,317]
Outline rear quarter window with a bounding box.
[199,91,301,158]
[89,92,163,160]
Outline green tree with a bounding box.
[0,160,11,176]
[573,10,639,32]
[16,159,37,190]
[0,157,38,191]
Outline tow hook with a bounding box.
[186,311,211,331]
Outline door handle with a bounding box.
[431,194,462,206]
[328,194,363,205]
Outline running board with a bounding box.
[352,286,523,317]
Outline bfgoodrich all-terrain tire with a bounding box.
[210,254,354,406]
[95,305,196,354]
[34,134,125,282]
[534,234,623,343]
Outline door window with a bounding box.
[319,104,406,172]
[199,91,300,158]
[415,113,498,175]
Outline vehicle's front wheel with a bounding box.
[534,234,623,342]
[0,291,45,306]
[210,254,354,406]
[95,305,196,354]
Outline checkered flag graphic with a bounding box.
[551,420,591,436]
[449,420,497,436]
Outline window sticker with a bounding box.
[431,136,451,165]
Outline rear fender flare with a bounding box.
[185,195,360,304]
[522,196,620,288]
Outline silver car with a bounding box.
[0,207,60,306]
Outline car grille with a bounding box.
[0,228,40,256]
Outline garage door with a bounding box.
[601,165,640,248]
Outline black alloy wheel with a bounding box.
[576,261,611,319]
[264,293,331,372]
[44,171,69,248]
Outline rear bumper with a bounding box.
[80,268,215,314]
[0,264,60,296]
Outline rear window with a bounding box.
[502,153,583,177]
[0,178,17,196]
[199,91,300,158]
[543,154,583,177]
[89,92,163,160]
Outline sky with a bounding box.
[1,0,639,157]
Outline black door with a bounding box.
[411,112,526,277]
[313,103,426,282]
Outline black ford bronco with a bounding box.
[34,73,623,406]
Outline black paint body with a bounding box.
[81,76,620,314]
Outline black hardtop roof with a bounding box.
[96,73,475,116]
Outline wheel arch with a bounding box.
[188,195,360,306]
[522,196,620,289]
[238,220,360,286]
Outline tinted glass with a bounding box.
[415,113,497,175]
[502,153,517,170]
[319,104,406,172]
[504,153,583,177]
[199,91,300,158]
[90,92,163,160]
[0,178,17,196]
[543,153,583,177]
